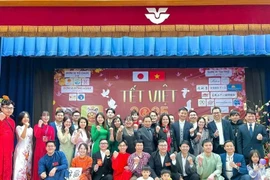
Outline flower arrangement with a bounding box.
[244,100,270,125]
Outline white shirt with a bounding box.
[179,120,185,131]
[181,154,188,176]
[226,153,234,180]
[73,123,78,130]
[159,153,166,167]
[137,177,154,180]
[100,151,105,162]
[192,122,197,129]
[247,122,255,131]
[179,120,186,129]
[214,120,224,145]
[55,121,62,131]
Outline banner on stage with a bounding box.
[53,68,246,123]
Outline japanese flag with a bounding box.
[132,71,149,82]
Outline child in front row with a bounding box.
[247,149,267,180]
[160,169,172,180]
[137,166,154,180]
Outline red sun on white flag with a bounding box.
[132,71,149,82]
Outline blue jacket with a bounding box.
[208,119,234,152]
[172,121,195,153]
[38,151,69,179]
[220,153,248,180]
[237,123,267,158]
[49,122,60,151]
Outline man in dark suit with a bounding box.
[220,140,250,180]
[92,139,113,180]
[172,107,196,153]
[237,110,268,161]
[208,106,234,154]
[171,140,200,180]
[49,109,64,151]
[137,116,157,154]
[149,140,177,180]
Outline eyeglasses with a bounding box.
[2,107,15,110]
[159,144,167,147]
[100,142,108,145]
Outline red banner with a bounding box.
[53,68,246,123]
[1,6,270,26]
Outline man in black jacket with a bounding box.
[149,140,178,180]
[229,110,243,152]
[208,106,234,154]
[92,139,113,180]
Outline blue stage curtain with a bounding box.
[2,35,270,57]
[0,57,34,124]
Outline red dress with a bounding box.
[0,117,15,180]
[32,124,54,180]
[112,152,132,180]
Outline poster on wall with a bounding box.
[53,68,246,123]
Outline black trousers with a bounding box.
[174,173,200,180]
[93,174,113,180]
[183,173,200,180]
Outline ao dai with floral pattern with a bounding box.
[13,125,33,180]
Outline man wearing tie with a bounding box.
[237,110,267,162]
[137,116,157,155]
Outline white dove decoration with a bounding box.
[185,100,192,111]
[108,98,117,109]
[145,8,170,24]
[101,89,110,98]
[181,88,190,98]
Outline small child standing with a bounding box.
[160,169,172,180]
[137,166,154,180]
[247,150,266,180]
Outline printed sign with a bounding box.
[208,78,221,85]
[210,92,237,99]
[54,68,246,119]
[215,99,233,106]
[61,86,93,93]
[196,85,208,92]
[209,85,227,91]
[205,69,233,77]
[227,84,243,91]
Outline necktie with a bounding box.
[147,128,152,134]
[147,128,153,139]
[249,123,253,137]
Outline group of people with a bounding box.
[0,95,270,180]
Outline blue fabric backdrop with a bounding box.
[2,35,270,57]
[1,35,270,124]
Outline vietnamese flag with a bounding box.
[149,71,165,81]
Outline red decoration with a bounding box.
[149,71,165,81]
[1,6,270,26]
